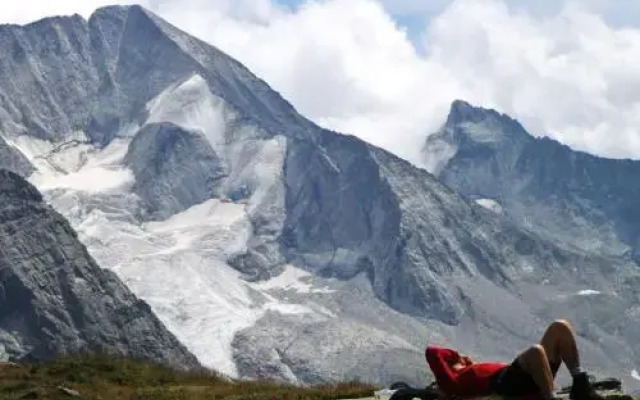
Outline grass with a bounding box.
[0,355,376,400]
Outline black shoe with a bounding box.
[570,372,605,400]
[390,387,441,400]
[591,377,622,392]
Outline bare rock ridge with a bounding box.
[124,122,226,220]
[0,5,313,146]
[0,169,199,369]
[424,99,640,262]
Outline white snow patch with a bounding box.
[62,198,261,377]
[43,189,333,376]
[146,74,231,147]
[10,134,134,193]
[222,136,286,208]
[74,199,338,375]
[144,200,250,255]
[33,167,133,193]
[6,134,57,161]
[263,302,315,315]
[632,369,640,381]
[576,289,601,296]
[475,198,503,214]
[252,265,335,294]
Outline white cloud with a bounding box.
[425,0,640,160]
[378,0,451,16]
[2,0,640,165]
[152,0,640,163]
[148,0,466,162]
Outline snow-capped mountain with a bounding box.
[2,5,640,388]
[0,170,198,369]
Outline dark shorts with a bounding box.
[490,359,561,396]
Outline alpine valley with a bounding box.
[1,5,639,390]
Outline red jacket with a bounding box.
[426,346,507,397]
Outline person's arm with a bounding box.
[426,346,461,394]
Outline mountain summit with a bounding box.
[424,100,640,261]
[1,6,640,387]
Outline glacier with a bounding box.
[8,76,294,377]
[8,71,432,380]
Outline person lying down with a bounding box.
[426,320,604,400]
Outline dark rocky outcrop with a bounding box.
[0,170,199,370]
[0,137,32,177]
[125,122,226,220]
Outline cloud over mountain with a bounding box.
[2,0,640,163]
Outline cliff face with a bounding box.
[0,137,32,177]
[424,100,640,261]
[0,170,199,370]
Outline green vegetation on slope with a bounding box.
[0,355,375,400]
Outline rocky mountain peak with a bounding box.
[444,100,531,145]
[429,99,640,265]
[0,3,312,148]
[446,99,493,125]
[422,100,534,174]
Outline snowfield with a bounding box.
[17,130,337,376]
[8,79,348,377]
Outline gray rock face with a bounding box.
[125,122,226,220]
[0,170,199,369]
[424,100,640,261]
[233,312,430,385]
[0,137,32,177]
[282,128,634,324]
[0,5,313,145]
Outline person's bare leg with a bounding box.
[536,320,603,400]
[517,345,555,397]
[515,320,582,399]
[540,319,580,374]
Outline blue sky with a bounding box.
[273,0,640,54]
[276,0,640,30]
[274,0,436,49]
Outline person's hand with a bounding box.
[450,354,472,371]
[460,355,473,366]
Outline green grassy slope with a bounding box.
[0,355,376,400]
